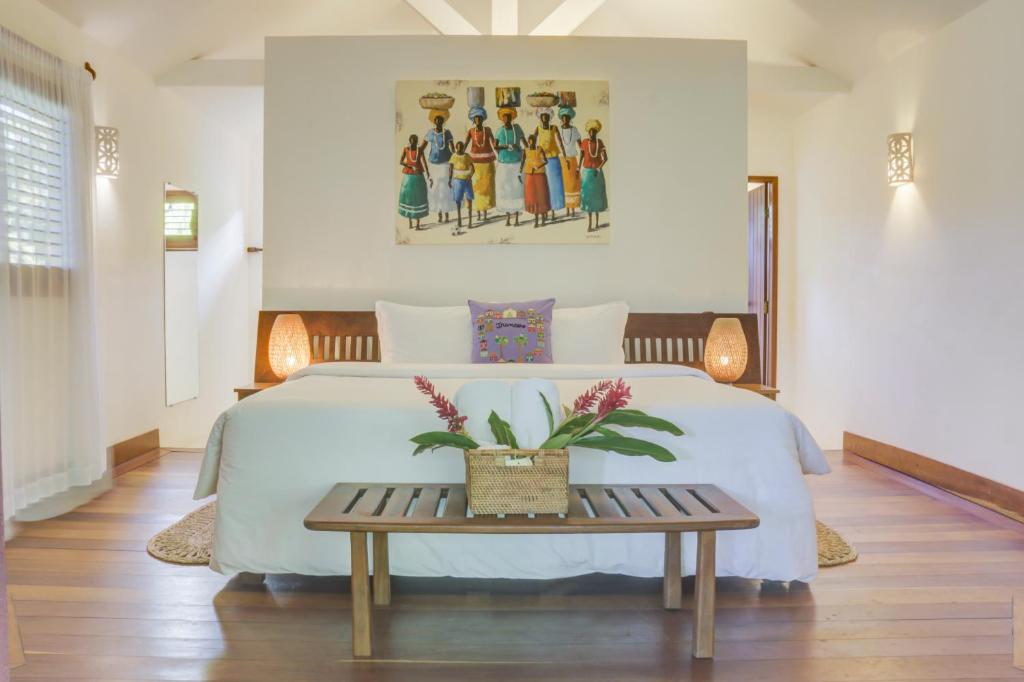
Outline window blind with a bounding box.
[0,83,68,267]
[164,191,197,250]
[164,201,196,238]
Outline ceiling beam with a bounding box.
[748,64,850,94]
[405,0,482,35]
[529,0,605,36]
[491,0,519,36]
[155,60,264,87]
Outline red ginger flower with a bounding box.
[572,379,613,415]
[414,376,468,433]
[596,378,631,418]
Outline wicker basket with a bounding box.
[465,448,569,514]
[419,95,455,110]
[526,94,559,108]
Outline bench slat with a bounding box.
[381,487,416,518]
[412,487,442,519]
[639,488,683,518]
[610,487,654,519]
[352,487,389,517]
[664,486,713,518]
[582,487,623,519]
[688,484,751,517]
[443,486,467,518]
[567,488,589,518]
[305,484,360,526]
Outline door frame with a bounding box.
[747,175,778,387]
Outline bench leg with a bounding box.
[350,531,373,657]
[373,532,391,606]
[693,530,716,659]
[663,531,681,609]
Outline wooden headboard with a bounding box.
[254,310,762,384]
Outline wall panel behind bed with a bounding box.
[263,36,748,312]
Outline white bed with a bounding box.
[195,362,828,582]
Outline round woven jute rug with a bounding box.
[816,520,858,567]
[147,501,216,565]
[148,502,858,569]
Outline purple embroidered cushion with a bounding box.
[469,299,555,364]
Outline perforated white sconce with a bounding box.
[95,126,119,178]
[887,132,913,186]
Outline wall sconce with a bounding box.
[887,132,913,186]
[95,126,119,178]
[704,318,748,384]
[268,313,311,379]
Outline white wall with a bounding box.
[164,250,200,405]
[0,0,258,449]
[790,0,1024,489]
[264,36,748,313]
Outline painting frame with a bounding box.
[395,79,610,245]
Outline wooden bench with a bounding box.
[304,483,760,659]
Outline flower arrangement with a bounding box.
[410,377,683,461]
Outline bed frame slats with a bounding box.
[254,311,761,384]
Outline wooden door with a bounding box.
[747,177,778,386]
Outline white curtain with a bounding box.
[0,27,105,518]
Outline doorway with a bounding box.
[747,176,778,387]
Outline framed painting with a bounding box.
[395,80,610,245]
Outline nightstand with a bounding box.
[234,382,280,401]
[734,384,780,400]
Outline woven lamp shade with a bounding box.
[268,314,311,379]
[704,318,748,383]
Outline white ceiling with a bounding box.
[578,0,987,83]
[38,0,986,83]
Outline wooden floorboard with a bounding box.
[7,450,1024,681]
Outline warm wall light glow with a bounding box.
[268,314,311,379]
[887,132,913,186]
[704,318,748,383]
[95,126,119,177]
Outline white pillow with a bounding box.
[375,301,470,363]
[553,302,629,364]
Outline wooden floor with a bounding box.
[6,450,1024,681]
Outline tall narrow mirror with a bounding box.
[163,184,199,406]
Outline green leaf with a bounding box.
[410,431,479,455]
[571,434,678,462]
[539,432,573,449]
[551,413,594,438]
[539,391,556,437]
[593,426,619,438]
[600,409,684,436]
[487,410,519,449]
[412,442,438,456]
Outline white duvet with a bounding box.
[196,363,829,581]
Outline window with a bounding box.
[164,188,198,250]
[1,82,68,267]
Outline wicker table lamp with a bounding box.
[704,318,748,383]
[268,313,311,379]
